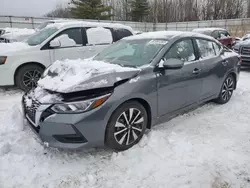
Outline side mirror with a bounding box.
[159,58,184,69]
[49,38,61,48]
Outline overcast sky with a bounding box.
[1,0,70,17]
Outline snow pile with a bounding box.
[38,59,138,93]
[2,27,35,36]
[86,27,113,45]
[1,73,250,187]
[46,21,134,35]
[0,42,30,55]
[25,86,62,104]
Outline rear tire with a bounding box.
[15,64,44,92]
[105,101,148,151]
[214,74,235,104]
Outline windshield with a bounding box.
[93,39,167,67]
[27,27,58,46]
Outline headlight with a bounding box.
[51,93,111,113]
[41,65,52,78]
[0,56,7,65]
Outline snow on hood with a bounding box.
[25,86,62,104]
[0,42,31,55]
[38,59,140,93]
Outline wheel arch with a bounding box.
[230,72,237,89]
[14,62,46,85]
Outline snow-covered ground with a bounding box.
[1,71,250,188]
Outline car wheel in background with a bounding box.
[15,64,44,91]
[105,101,148,151]
[214,74,235,104]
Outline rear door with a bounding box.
[157,38,203,117]
[195,38,225,100]
[112,28,133,42]
[84,27,114,57]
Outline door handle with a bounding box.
[192,68,201,75]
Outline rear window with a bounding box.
[113,28,133,42]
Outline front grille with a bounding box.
[241,47,250,55]
[24,97,41,124]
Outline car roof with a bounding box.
[46,21,134,34]
[193,27,227,32]
[123,31,216,41]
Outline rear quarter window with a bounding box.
[113,28,133,42]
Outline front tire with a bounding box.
[15,64,44,91]
[105,101,148,151]
[214,74,235,104]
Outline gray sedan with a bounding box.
[22,31,241,151]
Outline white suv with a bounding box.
[0,21,134,91]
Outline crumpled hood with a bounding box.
[38,58,140,93]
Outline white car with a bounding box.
[0,20,73,43]
[0,21,134,91]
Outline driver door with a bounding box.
[157,39,203,117]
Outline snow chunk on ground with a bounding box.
[86,27,113,45]
[1,103,24,133]
[38,59,138,93]
[0,42,30,55]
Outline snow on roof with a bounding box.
[124,31,185,40]
[123,30,215,41]
[193,27,226,32]
[46,21,134,34]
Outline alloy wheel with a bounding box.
[23,69,42,88]
[114,108,144,146]
[222,77,234,101]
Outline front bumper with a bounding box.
[241,55,250,66]
[0,66,15,86]
[22,95,107,150]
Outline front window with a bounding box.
[93,39,167,67]
[27,27,58,46]
[165,39,195,62]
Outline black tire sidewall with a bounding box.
[217,74,235,104]
[15,65,44,91]
[105,101,148,151]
